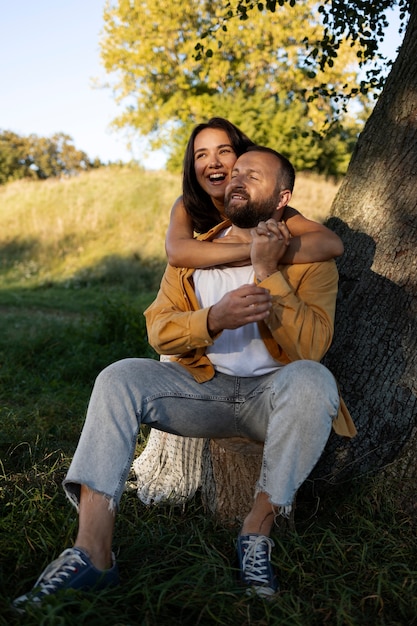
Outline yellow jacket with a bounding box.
[145,221,356,438]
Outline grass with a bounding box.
[0,166,416,625]
[0,164,178,288]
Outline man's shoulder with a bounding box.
[279,259,337,275]
[278,259,338,285]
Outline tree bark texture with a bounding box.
[313,3,417,494]
[201,437,296,529]
[201,438,263,526]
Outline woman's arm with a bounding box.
[165,196,250,268]
[280,206,344,264]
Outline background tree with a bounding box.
[0,131,30,184]
[100,0,366,175]
[0,130,99,184]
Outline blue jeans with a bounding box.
[63,359,339,511]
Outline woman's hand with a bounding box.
[250,219,290,281]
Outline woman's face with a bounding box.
[193,128,238,210]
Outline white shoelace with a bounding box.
[241,535,275,586]
[34,548,87,595]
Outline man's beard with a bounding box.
[224,194,277,228]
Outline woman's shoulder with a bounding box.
[170,195,185,214]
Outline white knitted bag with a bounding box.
[133,430,204,505]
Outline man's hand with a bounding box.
[207,284,272,336]
[251,219,290,281]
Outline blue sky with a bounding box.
[0,2,405,169]
[0,0,165,167]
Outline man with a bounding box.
[14,146,355,610]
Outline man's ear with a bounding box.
[278,189,292,208]
[275,190,292,219]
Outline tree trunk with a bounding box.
[201,438,263,526]
[201,2,417,521]
[315,2,417,491]
[200,438,295,530]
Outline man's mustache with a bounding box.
[225,187,250,203]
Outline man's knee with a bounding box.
[93,359,129,392]
[286,359,335,385]
[93,358,154,395]
[274,360,339,416]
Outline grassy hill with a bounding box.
[0,165,180,300]
[0,165,339,294]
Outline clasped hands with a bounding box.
[207,219,288,335]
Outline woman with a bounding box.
[134,118,343,505]
[166,117,343,268]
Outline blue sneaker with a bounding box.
[13,547,120,612]
[237,534,279,598]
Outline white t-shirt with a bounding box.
[194,264,282,377]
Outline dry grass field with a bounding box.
[291,171,341,222]
[0,165,341,289]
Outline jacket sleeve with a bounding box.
[144,265,214,355]
[259,261,338,363]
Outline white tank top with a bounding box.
[194,265,281,377]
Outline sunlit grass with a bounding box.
[0,165,180,286]
[0,165,339,289]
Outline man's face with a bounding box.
[223,151,281,228]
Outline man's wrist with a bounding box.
[255,269,278,283]
[207,305,220,337]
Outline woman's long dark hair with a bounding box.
[182,118,254,234]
